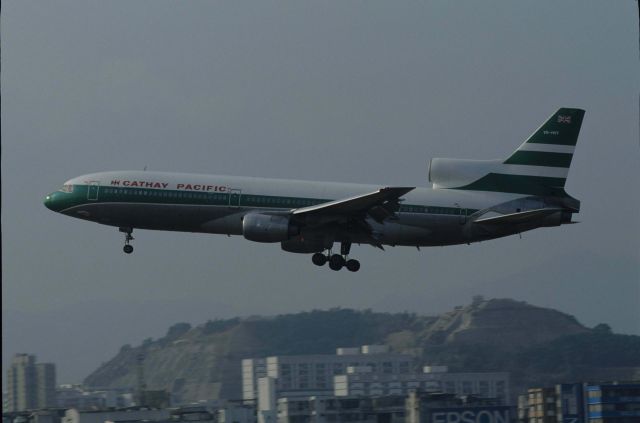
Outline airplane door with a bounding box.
[87,181,100,201]
[228,189,241,207]
[458,208,467,224]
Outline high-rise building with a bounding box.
[36,363,57,409]
[7,354,37,412]
[6,354,57,411]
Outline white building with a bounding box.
[6,354,57,412]
[257,378,277,423]
[242,359,267,404]
[242,346,414,402]
[333,365,510,404]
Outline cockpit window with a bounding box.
[60,184,74,193]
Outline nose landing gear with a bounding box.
[119,227,134,254]
[311,242,360,272]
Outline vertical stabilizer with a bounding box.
[503,107,585,187]
[435,108,585,197]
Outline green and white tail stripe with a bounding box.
[451,108,585,196]
[503,107,584,179]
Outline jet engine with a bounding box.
[242,213,298,242]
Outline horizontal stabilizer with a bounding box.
[473,208,563,225]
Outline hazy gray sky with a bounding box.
[2,1,639,386]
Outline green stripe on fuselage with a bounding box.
[503,151,573,167]
[451,173,567,196]
[59,185,478,217]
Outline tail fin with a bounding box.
[430,108,585,197]
[502,107,585,188]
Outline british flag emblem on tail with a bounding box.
[557,115,572,123]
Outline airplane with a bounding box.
[44,107,584,272]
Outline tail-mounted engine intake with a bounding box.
[242,213,298,243]
[429,158,501,189]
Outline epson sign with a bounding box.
[430,409,510,423]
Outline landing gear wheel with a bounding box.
[119,227,135,254]
[329,254,345,271]
[312,253,328,266]
[346,259,360,272]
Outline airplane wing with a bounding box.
[473,208,563,225]
[292,187,415,223]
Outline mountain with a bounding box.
[83,298,640,403]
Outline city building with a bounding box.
[55,385,135,410]
[168,406,215,423]
[555,383,585,423]
[586,383,640,423]
[140,391,171,409]
[406,391,512,423]
[35,365,57,410]
[527,387,556,423]
[518,381,640,423]
[217,402,256,423]
[2,409,67,423]
[6,355,37,412]
[27,410,66,423]
[62,407,170,423]
[242,346,414,402]
[256,360,511,423]
[6,355,57,412]
[333,366,510,404]
[517,394,529,423]
[277,394,406,423]
[257,377,277,423]
[242,359,267,405]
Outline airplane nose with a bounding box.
[44,194,54,210]
[44,192,61,212]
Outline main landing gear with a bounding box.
[311,242,360,272]
[119,227,134,254]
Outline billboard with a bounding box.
[427,406,511,423]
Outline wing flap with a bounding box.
[292,187,414,220]
[473,208,563,225]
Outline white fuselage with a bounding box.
[46,170,532,248]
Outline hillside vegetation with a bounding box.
[84,298,640,403]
